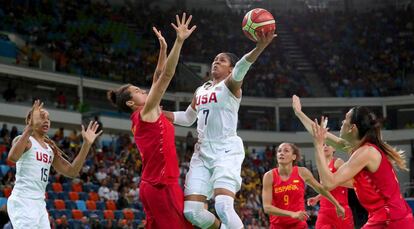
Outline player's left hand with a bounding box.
[256,29,276,49]
[81,121,103,145]
[312,116,328,147]
[171,12,197,42]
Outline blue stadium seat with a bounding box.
[0,197,7,208]
[78,192,88,201]
[0,165,10,176]
[47,191,57,200]
[48,209,59,219]
[57,191,69,200]
[65,200,75,209]
[46,199,54,210]
[75,200,86,211]
[114,210,123,220]
[81,210,90,217]
[56,209,72,218]
[134,210,145,220]
[62,183,71,192]
[96,201,105,211]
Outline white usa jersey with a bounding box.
[195,80,241,141]
[12,136,54,199]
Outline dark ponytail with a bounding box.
[107,84,133,113]
[351,107,407,170]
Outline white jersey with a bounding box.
[12,136,54,199]
[195,80,241,142]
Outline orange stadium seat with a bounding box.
[52,183,63,192]
[71,209,83,219]
[3,187,12,198]
[86,200,97,210]
[88,192,99,201]
[54,199,66,210]
[106,200,116,210]
[104,210,115,220]
[68,192,79,201]
[72,183,82,192]
[123,209,134,220]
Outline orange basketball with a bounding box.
[242,8,276,42]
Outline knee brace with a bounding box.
[183,201,215,229]
[215,195,243,229]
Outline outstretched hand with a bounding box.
[312,116,329,147]
[81,121,103,145]
[171,12,196,42]
[152,27,167,51]
[292,95,302,115]
[29,99,44,130]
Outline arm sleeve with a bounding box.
[231,55,253,82]
[173,105,197,127]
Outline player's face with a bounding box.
[339,109,355,140]
[323,144,335,157]
[127,86,147,107]
[277,143,296,165]
[211,53,233,78]
[39,109,50,134]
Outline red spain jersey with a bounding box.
[270,166,307,227]
[130,110,179,185]
[320,158,349,209]
[353,143,413,225]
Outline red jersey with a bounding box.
[131,110,179,185]
[320,158,349,209]
[270,166,307,227]
[353,143,413,224]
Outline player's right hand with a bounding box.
[291,210,309,221]
[152,27,167,51]
[307,196,319,206]
[29,99,44,130]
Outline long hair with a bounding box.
[107,84,133,113]
[351,106,407,170]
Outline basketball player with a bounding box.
[7,100,102,229]
[306,143,354,229]
[262,142,345,229]
[162,30,275,228]
[292,95,414,228]
[107,13,195,228]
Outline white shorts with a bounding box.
[7,194,50,229]
[184,136,245,199]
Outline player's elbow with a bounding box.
[7,154,17,163]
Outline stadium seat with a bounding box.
[96,201,105,210]
[54,199,66,210]
[105,200,116,210]
[123,209,134,220]
[68,192,79,201]
[88,192,99,201]
[86,200,96,210]
[75,200,87,211]
[71,209,83,220]
[114,210,123,220]
[46,199,54,210]
[57,191,69,200]
[78,192,88,201]
[72,183,83,192]
[103,210,115,220]
[62,182,71,192]
[64,200,75,210]
[0,197,7,208]
[134,211,145,220]
[68,219,82,228]
[47,191,57,200]
[52,182,63,192]
[0,165,10,176]
[3,187,12,198]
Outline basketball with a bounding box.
[242,8,276,42]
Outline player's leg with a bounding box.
[38,200,51,229]
[184,153,219,229]
[212,138,245,229]
[7,195,40,229]
[138,181,156,228]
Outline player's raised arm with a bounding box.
[151,27,167,84]
[142,13,196,121]
[225,30,275,96]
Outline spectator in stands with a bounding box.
[56,91,67,109]
[9,126,18,143]
[98,178,110,201]
[0,124,9,140]
[28,47,41,68]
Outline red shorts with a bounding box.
[362,213,414,229]
[139,181,193,229]
[316,206,354,229]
